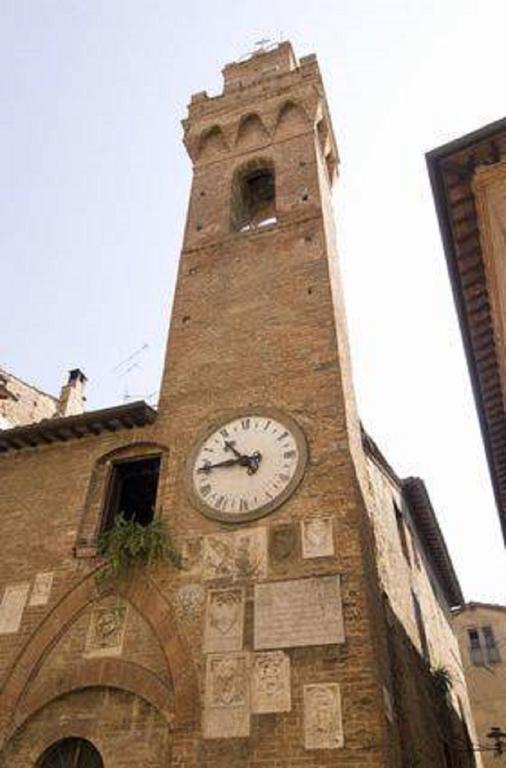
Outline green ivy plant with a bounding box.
[431,665,453,698]
[96,514,181,587]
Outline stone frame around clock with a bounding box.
[185,407,308,524]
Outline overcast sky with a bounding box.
[1,0,505,602]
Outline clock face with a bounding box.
[189,412,307,522]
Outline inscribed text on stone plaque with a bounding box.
[254,575,344,649]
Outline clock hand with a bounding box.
[197,457,242,473]
[225,441,263,475]
[224,440,245,459]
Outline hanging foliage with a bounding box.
[431,665,453,699]
[96,514,181,587]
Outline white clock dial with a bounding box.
[189,413,307,522]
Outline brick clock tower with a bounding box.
[2,41,474,768]
[155,41,391,764]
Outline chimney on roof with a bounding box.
[58,368,87,417]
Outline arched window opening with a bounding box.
[102,454,161,532]
[36,737,103,768]
[231,162,276,232]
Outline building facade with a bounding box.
[0,367,86,429]
[452,603,506,765]
[0,43,479,767]
[427,120,506,543]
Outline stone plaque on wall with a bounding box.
[301,517,334,559]
[269,523,299,563]
[251,651,291,713]
[176,583,205,619]
[85,605,127,657]
[203,653,250,738]
[304,683,343,749]
[29,572,54,606]
[254,575,345,650]
[203,534,236,580]
[234,528,267,580]
[202,528,267,581]
[0,584,30,634]
[204,587,245,653]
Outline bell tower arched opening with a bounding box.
[230,159,276,232]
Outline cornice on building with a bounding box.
[427,118,506,544]
[0,401,156,453]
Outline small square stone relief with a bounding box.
[176,583,205,620]
[251,651,291,714]
[202,534,235,580]
[202,528,268,581]
[234,527,267,580]
[203,652,250,738]
[204,587,245,653]
[85,605,127,657]
[304,683,343,749]
[301,517,334,559]
[268,523,299,564]
[29,572,54,607]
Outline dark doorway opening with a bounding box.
[36,737,103,768]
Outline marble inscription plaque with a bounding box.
[304,683,343,749]
[251,651,291,713]
[204,587,245,653]
[301,517,334,559]
[0,584,30,634]
[85,605,127,657]
[254,575,345,649]
[203,652,250,738]
[29,572,54,606]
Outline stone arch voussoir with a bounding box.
[0,570,198,748]
[10,657,175,739]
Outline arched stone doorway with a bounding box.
[35,737,103,767]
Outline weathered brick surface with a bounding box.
[0,42,479,767]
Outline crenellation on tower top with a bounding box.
[222,41,297,92]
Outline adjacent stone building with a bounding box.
[0,367,86,429]
[427,120,506,543]
[0,42,480,767]
[452,603,506,765]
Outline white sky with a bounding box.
[1,0,505,602]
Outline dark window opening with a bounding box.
[468,628,484,666]
[412,590,430,661]
[103,456,160,531]
[231,163,276,232]
[394,503,411,565]
[483,625,501,664]
[36,738,103,768]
